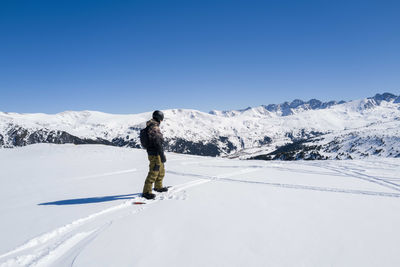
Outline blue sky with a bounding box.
[1,0,399,114]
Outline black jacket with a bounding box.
[146,119,165,157]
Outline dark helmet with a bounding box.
[152,110,164,122]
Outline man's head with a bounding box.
[152,110,164,123]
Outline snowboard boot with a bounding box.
[142,192,156,200]
[154,187,169,193]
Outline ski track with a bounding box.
[2,163,399,266]
[0,179,207,267]
[318,164,400,192]
[71,169,137,181]
[1,229,99,267]
[168,170,400,198]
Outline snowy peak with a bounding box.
[210,98,347,117]
[0,92,399,160]
[349,93,400,111]
[261,98,346,116]
[369,92,398,104]
[210,93,399,117]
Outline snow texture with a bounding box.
[1,144,400,266]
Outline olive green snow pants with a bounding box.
[142,155,165,194]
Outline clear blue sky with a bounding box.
[1,0,399,114]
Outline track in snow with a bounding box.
[0,179,207,267]
[2,162,399,266]
[167,167,400,199]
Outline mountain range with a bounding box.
[1,92,399,160]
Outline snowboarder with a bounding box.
[141,110,168,199]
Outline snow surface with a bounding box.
[1,144,400,266]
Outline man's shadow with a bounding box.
[38,193,140,206]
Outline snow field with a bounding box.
[1,144,400,266]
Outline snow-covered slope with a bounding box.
[1,93,399,160]
[1,144,400,266]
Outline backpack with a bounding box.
[139,126,150,149]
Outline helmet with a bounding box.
[152,110,164,122]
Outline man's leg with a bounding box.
[154,160,165,190]
[143,155,161,194]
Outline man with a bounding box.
[142,110,168,200]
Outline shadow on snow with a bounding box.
[38,193,140,206]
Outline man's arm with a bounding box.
[160,152,166,163]
[155,140,165,161]
[153,130,166,162]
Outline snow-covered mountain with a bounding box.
[210,98,347,117]
[1,93,399,160]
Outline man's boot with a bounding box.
[154,187,169,192]
[142,192,156,199]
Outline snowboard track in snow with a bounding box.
[167,170,400,198]
[0,179,207,267]
[71,169,138,181]
[2,163,399,266]
[316,164,400,192]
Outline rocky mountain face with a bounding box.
[249,93,400,160]
[1,93,399,160]
[210,98,347,117]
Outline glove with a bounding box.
[160,153,166,163]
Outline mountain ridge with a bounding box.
[210,97,347,117]
[1,92,399,160]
